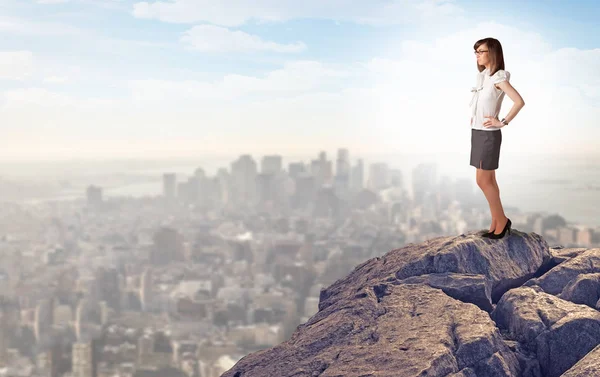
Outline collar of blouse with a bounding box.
[469,70,486,117]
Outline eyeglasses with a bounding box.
[474,50,488,55]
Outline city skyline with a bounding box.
[1,3,600,373]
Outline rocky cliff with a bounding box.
[221,230,600,377]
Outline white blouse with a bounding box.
[470,67,510,131]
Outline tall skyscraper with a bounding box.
[194,167,209,206]
[85,185,103,208]
[72,339,99,377]
[94,267,121,313]
[336,148,351,178]
[137,334,153,365]
[310,159,322,188]
[216,168,231,206]
[322,161,333,186]
[140,267,153,312]
[437,175,455,210]
[0,312,7,367]
[261,155,283,175]
[389,168,404,188]
[230,155,258,206]
[292,173,315,210]
[75,299,102,342]
[312,151,332,187]
[256,173,277,207]
[150,227,185,265]
[194,167,206,181]
[367,162,389,191]
[177,176,199,204]
[0,298,20,368]
[351,159,364,191]
[163,173,176,200]
[454,178,475,208]
[334,148,351,198]
[412,163,438,205]
[287,162,305,180]
[34,298,54,343]
[39,343,64,377]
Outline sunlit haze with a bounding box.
[1,0,599,160]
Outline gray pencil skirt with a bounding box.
[470,129,502,170]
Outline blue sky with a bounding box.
[0,0,599,160]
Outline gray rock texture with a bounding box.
[221,230,600,377]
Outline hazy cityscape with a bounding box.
[0,148,598,377]
[1,0,599,375]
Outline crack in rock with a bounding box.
[221,233,600,377]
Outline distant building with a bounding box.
[94,267,121,313]
[261,155,283,175]
[287,162,305,179]
[557,226,575,246]
[86,185,103,208]
[575,227,592,247]
[412,163,437,205]
[350,158,364,191]
[230,155,258,206]
[150,227,185,265]
[367,162,389,191]
[163,173,176,200]
[140,268,153,312]
[533,216,544,235]
[72,338,100,377]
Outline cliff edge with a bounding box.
[221,229,600,377]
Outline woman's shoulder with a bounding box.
[491,69,510,77]
[490,69,510,83]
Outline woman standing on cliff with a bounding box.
[469,37,525,239]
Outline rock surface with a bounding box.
[395,272,494,312]
[560,343,600,376]
[524,248,600,299]
[221,231,600,377]
[491,286,600,377]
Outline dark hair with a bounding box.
[474,37,505,75]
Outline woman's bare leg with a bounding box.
[476,162,506,232]
[490,170,508,233]
[477,167,495,232]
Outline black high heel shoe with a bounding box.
[481,229,495,238]
[488,218,512,239]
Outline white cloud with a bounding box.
[127,60,350,103]
[35,0,127,8]
[181,24,306,53]
[43,75,69,84]
[132,0,464,27]
[1,87,115,109]
[0,15,84,36]
[0,14,167,50]
[36,59,83,85]
[0,87,376,160]
[1,20,599,160]
[0,51,34,80]
[37,0,70,4]
[2,87,74,108]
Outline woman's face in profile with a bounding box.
[475,44,489,66]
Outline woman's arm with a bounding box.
[496,81,525,124]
